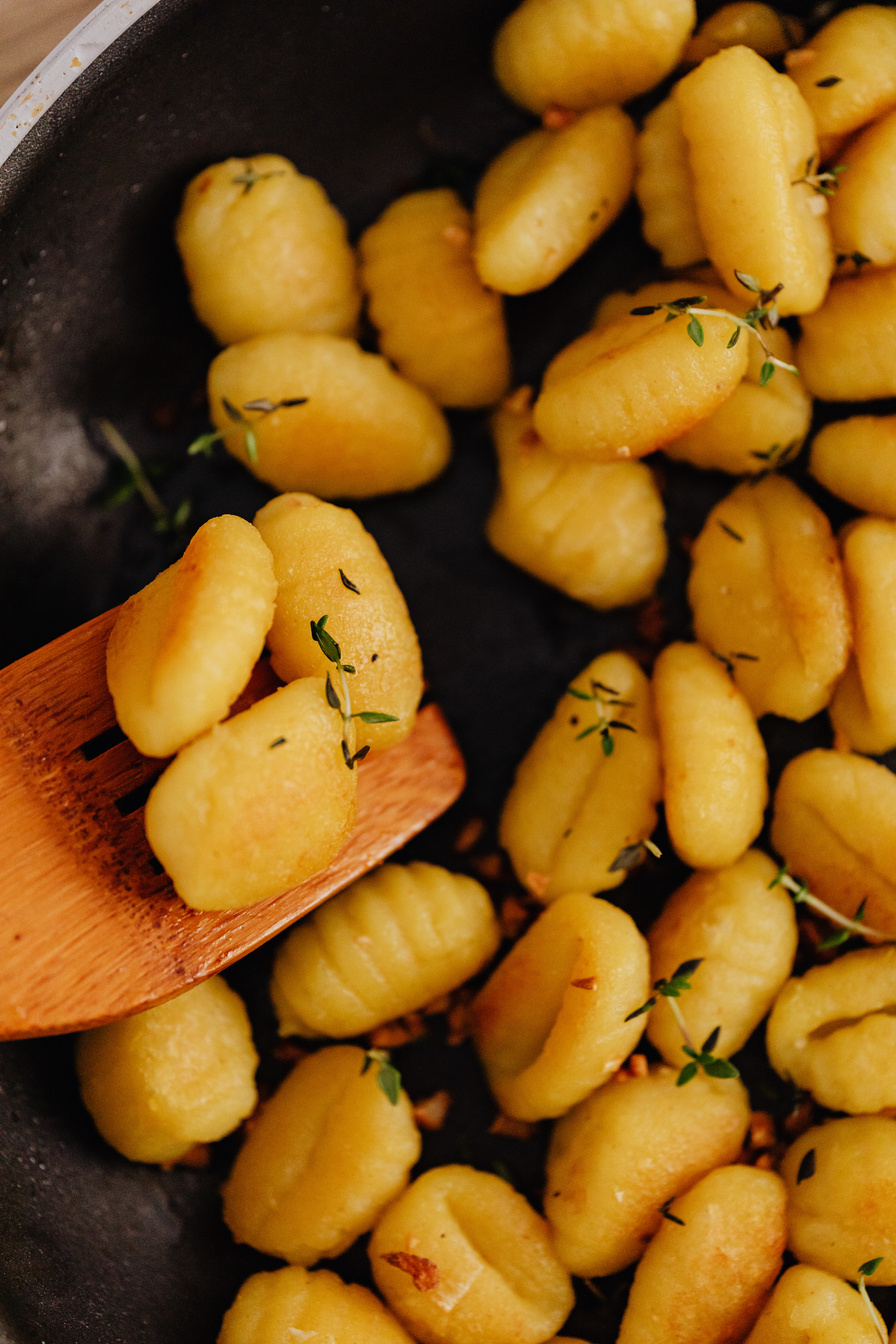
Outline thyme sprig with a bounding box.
[567,679,636,756]
[857,1259,887,1344]
[362,1048,402,1105]
[188,395,308,465]
[98,419,190,533]
[630,273,799,386]
[625,960,739,1086]
[608,837,663,872]
[311,615,398,769]
[751,438,801,479]
[770,865,890,945]
[231,163,287,194]
[792,154,848,196]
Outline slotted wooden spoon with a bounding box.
[0,609,466,1040]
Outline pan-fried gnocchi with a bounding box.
[682,3,804,65]
[253,492,422,752]
[829,516,896,755]
[533,287,749,461]
[809,415,896,517]
[674,45,833,316]
[616,1165,787,1344]
[827,107,896,270]
[545,1064,751,1277]
[767,946,896,1115]
[486,395,667,610]
[144,677,357,911]
[771,748,896,939]
[492,0,695,114]
[473,105,635,295]
[744,1263,887,1344]
[798,267,896,401]
[358,188,510,407]
[218,1265,416,1344]
[782,1117,896,1285]
[646,850,798,1065]
[270,862,500,1039]
[76,976,257,1165]
[207,331,451,499]
[106,515,276,758]
[653,641,768,870]
[687,475,852,722]
[499,652,662,901]
[175,155,360,345]
[785,6,896,156]
[471,891,650,1120]
[222,1045,421,1265]
[369,1165,574,1344]
[634,98,706,270]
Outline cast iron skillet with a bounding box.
[1,1,892,1341]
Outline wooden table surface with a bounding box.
[0,0,99,108]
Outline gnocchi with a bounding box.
[218,1265,416,1344]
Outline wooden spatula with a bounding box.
[0,609,466,1040]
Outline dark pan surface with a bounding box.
[2,0,895,1340]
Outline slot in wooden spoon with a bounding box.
[0,609,466,1040]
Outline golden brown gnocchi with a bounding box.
[829,516,896,755]
[767,946,896,1115]
[786,6,896,155]
[653,641,768,870]
[358,188,510,407]
[144,677,357,911]
[473,105,635,295]
[369,1165,574,1344]
[544,1064,751,1277]
[771,748,896,938]
[222,1045,421,1265]
[828,107,896,270]
[674,45,833,316]
[207,331,451,499]
[492,0,696,115]
[472,891,650,1120]
[798,267,896,401]
[175,154,359,345]
[744,1263,886,1344]
[809,414,896,517]
[683,3,804,65]
[106,515,276,758]
[270,862,500,1039]
[782,1117,896,1285]
[499,651,662,901]
[646,850,798,1065]
[687,475,852,722]
[634,99,706,270]
[253,492,422,752]
[486,395,667,610]
[616,1165,787,1344]
[218,1265,416,1344]
[76,976,258,1165]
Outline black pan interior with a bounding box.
[1,1,893,1340]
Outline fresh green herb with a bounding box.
[362,1048,402,1105]
[311,615,399,768]
[187,396,308,464]
[750,439,801,478]
[659,1199,685,1226]
[718,520,745,542]
[796,1148,816,1183]
[98,419,191,534]
[792,154,848,196]
[836,251,872,271]
[269,737,287,749]
[231,162,287,194]
[608,837,663,873]
[857,1259,887,1343]
[677,1028,740,1086]
[339,569,360,594]
[567,679,636,756]
[818,900,867,949]
[770,866,889,945]
[625,958,704,1021]
[630,278,799,383]
[733,651,759,662]
[815,75,843,87]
